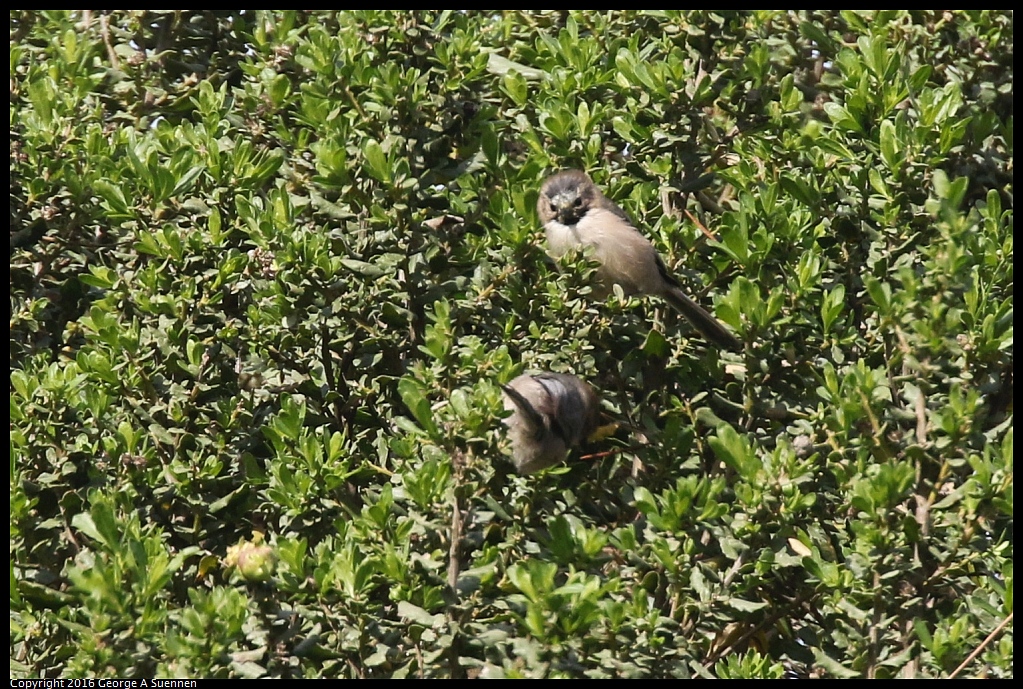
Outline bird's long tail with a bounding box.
[662,287,742,351]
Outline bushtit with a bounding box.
[501,372,601,474]
[538,169,741,351]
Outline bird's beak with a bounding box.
[550,193,581,225]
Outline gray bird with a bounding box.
[538,169,741,351]
[501,372,601,474]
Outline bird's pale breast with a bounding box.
[572,209,666,296]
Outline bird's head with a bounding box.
[538,169,599,226]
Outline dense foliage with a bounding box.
[10,10,1012,679]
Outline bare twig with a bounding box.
[948,612,1013,679]
[447,450,466,593]
[99,13,120,70]
[914,389,928,445]
[684,208,718,242]
[447,494,462,591]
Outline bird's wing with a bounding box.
[501,383,547,431]
[533,373,596,446]
[574,208,669,296]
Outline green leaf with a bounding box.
[821,284,846,334]
[79,266,118,290]
[93,179,133,220]
[340,258,386,278]
[397,377,439,437]
[501,71,529,107]
[879,120,899,171]
[71,497,120,551]
[824,102,865,134]
[708,425,759,479]
[398,601,444,626]
[362,140,391,183]
[171,165,206,198]
[486,53,547,80]
[811,649,860,679]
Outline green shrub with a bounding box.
[11,10,1012,679]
